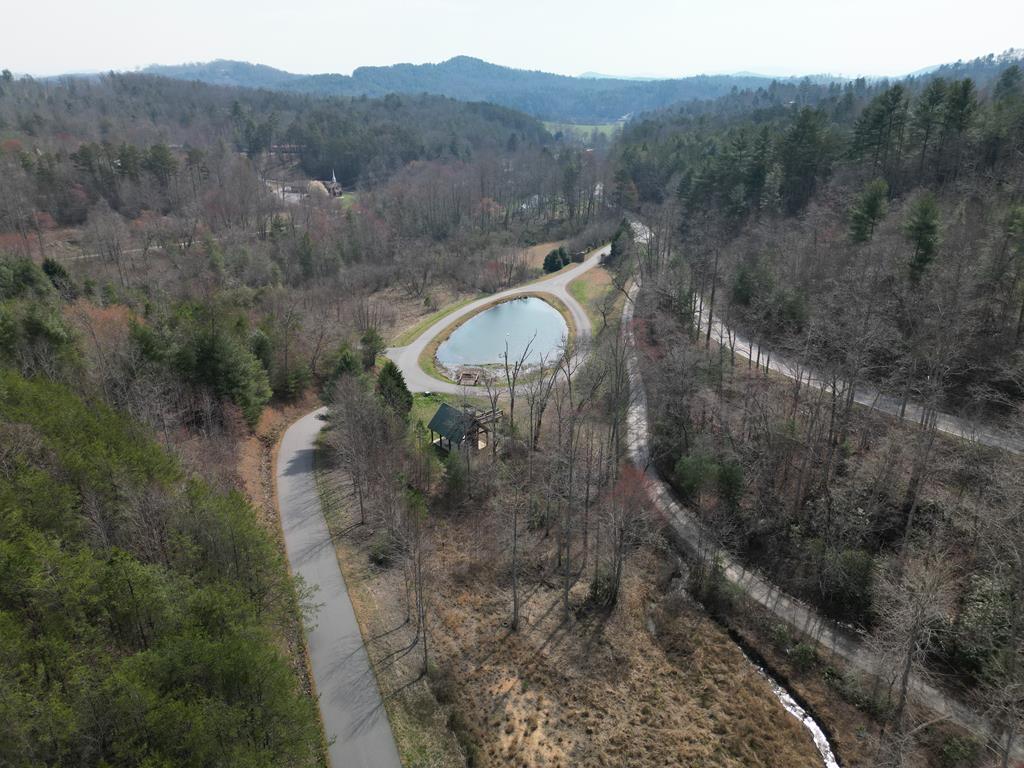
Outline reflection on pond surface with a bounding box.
[436,297,567,368]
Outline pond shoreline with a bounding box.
[419,292,577,385]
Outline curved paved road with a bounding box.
[627,220,1023,455]
[387,228,1017,752]
[621,235,1021,755]
[277,409,401,768]
[691,298,1024,455]
[620,280,1009,747]
[385,244,609,393]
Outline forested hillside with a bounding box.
[141,53,1024,126]
[610,50,1024,765]
[0,71,549,188]
[0,65,604,445]
[615,51,1024,405]
[0,366,320,766]
[0,64,614,767]
[143,56,812,123]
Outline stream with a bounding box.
[649,597,841,768]
[723,620,840,767]
[748,657,841,768]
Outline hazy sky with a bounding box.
[7,0,1023,78]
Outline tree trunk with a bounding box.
[511,501,520,631]
[892,639,916,731]
[1015,296,1024,347]
[705,250,719,349]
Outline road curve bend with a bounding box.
[626,219,1023,455]
[277,408,402,768]
[386,244,610,393]
[622,276,1019,754]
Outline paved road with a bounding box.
[277,409,402,768]
[387,227,1017,753]
[690,296,1024,455]
[385,243,609,393]
[621,268,1019,756]
[628,220,1023,455]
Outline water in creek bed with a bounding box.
[752,663,841,767]
[436,297,567,368]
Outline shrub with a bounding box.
[818,547,875,624]
[588,568,617,607]
[938,735,980,767]
[249,328,272,370]
[178,329,273,427]
[542,249,564,273]
[716,458,744,509]
[443,449,467,501]
[369,531,396,566]
[769,622,793,652]
[41,258,76,297]
[526,500,547,530]
[824,665,889,717]
[272,363,310,401]
[791,642,818,673]
[0,258,52,300]
[673,452,717,501]
[322,343,361,399]
[606,221,633,268]
[427,663,456,704]
[689,555,735,617]
[0,300,78,376]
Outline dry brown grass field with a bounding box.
[320,465,826,768]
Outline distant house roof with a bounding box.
[427,403,476,445]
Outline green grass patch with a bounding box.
[544,121,622,140]
[568,268,623,337]
[391,295,482,347]
[411,392,451,429]
[568,277,594,317]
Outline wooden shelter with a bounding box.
[427,403,501,452]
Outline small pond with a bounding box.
[436,297,567,368]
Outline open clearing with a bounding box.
[543,121,623,140]
[316,389,824,767]
[567,265,618,332]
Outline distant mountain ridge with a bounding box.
[145,60,305,89]
[577,71,664,81]
[141,56,822,123]
[139,52,1023,124]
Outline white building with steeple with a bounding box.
[324,169,343,197]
